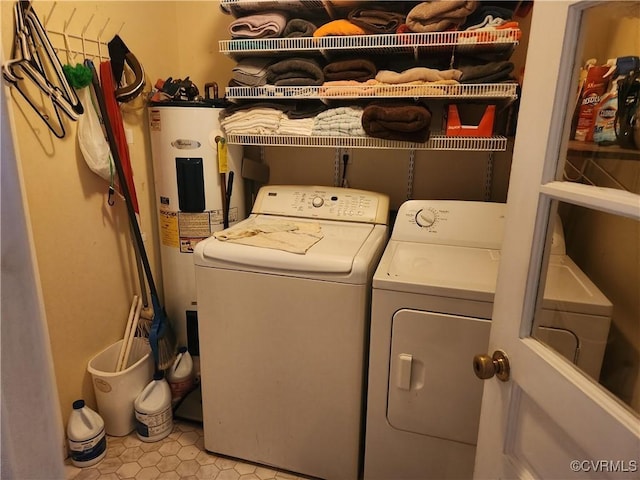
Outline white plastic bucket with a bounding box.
[87,337,153,436]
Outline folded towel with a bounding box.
[286,100,329,119]
[267,57,324,86]
[347,8,406,34]
[232,57,273,87]
[283,18,317,37]
[278,117,315,136]
[376,67,462,84]
[406,1,478,33]
[362,102,432,143]
[220,108,284,135]
[312,106,366,136]
[459,61,514,83]
[214,219,323,254]
[461,5,514,29]
[319,79,380,97]
[227,1,324,19]
[323,59,377,82]
[313,19,366,37]
[229,12,288,39]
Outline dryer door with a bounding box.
[387,309,490,445]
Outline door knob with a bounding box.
[473,350,510,381]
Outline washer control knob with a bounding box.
[312,196,324,208]
[416,209,436,227]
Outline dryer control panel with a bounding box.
[392,200,507,249]
[252,185,390,224]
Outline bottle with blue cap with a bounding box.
[67,399,107,467]
[134,370,173,442]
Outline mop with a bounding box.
[86,59,176,371]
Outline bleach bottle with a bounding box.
[134,371,173,442]
[167,346,195,405]
[67,400,107,467]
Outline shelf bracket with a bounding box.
[407,149,416,200]
[334,148,341,187]
[484,152,495,201]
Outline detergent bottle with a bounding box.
[67,400,107,467]
[570,59,597,139]
[166,346,195,405]
[593,57,638,146]
[574,61,611,142]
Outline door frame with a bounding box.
[474,1,640,478]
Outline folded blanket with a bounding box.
[459,61,514,83]
[376,67,462,84]
[229,12,288,39]
[214,219,323,254]
[362,102,432,143]
[323,59,377,82]
[267,57,324,86]
[283,18,317,37]
[347,8,406,34]
[313,19,366,37]
[232,57,273,87]
[406,1,479,33]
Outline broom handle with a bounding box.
[86,60,160,303]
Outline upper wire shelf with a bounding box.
[219,30,520,58]
[226,83,518,101]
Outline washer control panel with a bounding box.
[392,200,507,249]
[252,185,390,224]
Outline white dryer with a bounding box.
[194,185,389,480]
[364,200,612,480]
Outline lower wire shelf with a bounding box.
[224,133,508,151]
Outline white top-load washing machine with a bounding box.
[364,200,612,480]
[194,185,389,480]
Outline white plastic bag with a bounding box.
[77,86,113,182]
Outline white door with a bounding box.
[474,1,640,479]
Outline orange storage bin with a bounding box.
[446,104,496,137]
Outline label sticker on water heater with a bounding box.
[159,209,179,248]
[171,139,201,150]
[149,109,161,131]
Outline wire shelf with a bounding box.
[224,134,508,151]
[219,30,520,57]
[226,83,518,100]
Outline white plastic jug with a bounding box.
[67,400,107,467]
[167,346,194,404]
[134,371,173,442]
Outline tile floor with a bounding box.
[65,419,314,480]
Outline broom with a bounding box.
[86,59,176,371]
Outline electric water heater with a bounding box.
[148,103,245,359]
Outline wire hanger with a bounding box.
[2,1,83,138]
